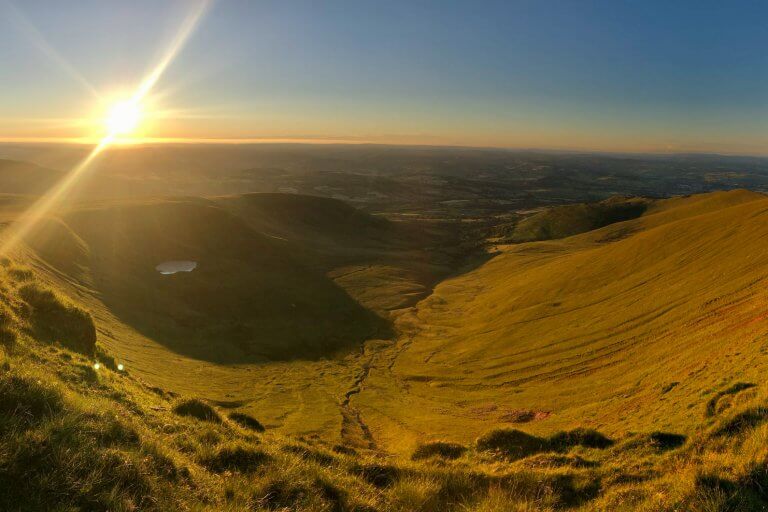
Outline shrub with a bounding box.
[19,283,96,355]
[411,441,467,461]
[172,398,221,423]
[228,411,265,432]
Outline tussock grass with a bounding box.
[18,283,96,355]
[8,333,768,511]
[228,410,265,432]
[476,428,613,460]
[198,442,271,473]
[412,441,468,461]
[8,191,768,510]
[172,398,221,423]
[706,382,758,417]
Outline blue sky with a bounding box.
[2,0,768,153]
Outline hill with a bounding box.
[505,195,651,243]
[357,189,768,447]
[9,189,768,510]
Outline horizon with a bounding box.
[3,138,768,161]
[3,1,768,155]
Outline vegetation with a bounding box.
[506,196,650,243]
[229,411,266,432]
[18,282,96,355]
[6,328,768,511]
[172,398,222,423]
[4,188,768,509]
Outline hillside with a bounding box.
[505,196,651,243]
[357,189,768,447]
[32,196,405,363]
[7,189,768,510]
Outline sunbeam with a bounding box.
[0,0,210,257]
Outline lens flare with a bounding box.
[0,0,209,258]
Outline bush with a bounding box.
[172,398,221,423]
[411,441,467,460]
[19,284,96,355]
[228,411,265,432]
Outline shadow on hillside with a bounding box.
[94,266,395,364]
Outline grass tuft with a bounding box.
[476,429,547,460]
[172,398,221,423]
[18,283,96,355]
[411,441,467,461]
[228,411,265,432]
[199,443,270,473]
[0,371,64,427]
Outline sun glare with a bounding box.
[105,100,141,136]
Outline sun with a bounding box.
[105,99,142,136]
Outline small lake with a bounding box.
[156,261,197,275]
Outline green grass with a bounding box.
[4,310,768,510]
[7,190,768,509]
[506,195,650,243]
[172,398,222,423]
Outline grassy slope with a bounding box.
[5,258,768,511]
[8,190,768,509]
[21,193,459,442]
[508,196,651,243]
[215,193,459,315]
[357,190,768,451]
[57,197,390,363]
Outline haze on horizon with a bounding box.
[2,0,768,155]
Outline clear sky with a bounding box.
[1,0,768,154]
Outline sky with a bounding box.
[1,0,768,154]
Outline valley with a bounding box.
[4,145,768,510]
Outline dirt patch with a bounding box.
[500,409,552,423]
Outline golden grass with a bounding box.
[5,190,768,509]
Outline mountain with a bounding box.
[5,188,768,510]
